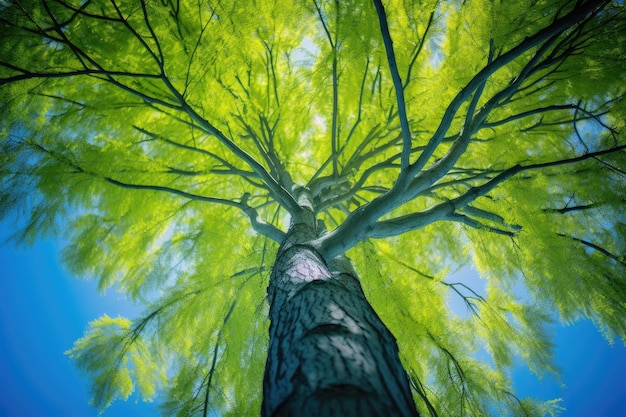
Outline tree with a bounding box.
[1,0,625,415]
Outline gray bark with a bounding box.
[262,219,419,417]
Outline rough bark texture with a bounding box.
[262,220,419,417]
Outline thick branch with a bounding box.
[407,0,609,178]
[367,144,626,240]
[317,143,625,254]
[404,42,496,199]
[315,1,611,259]
[373,0,412,170]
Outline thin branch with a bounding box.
[32,3,182,108]
[483,104,579,128]
[545,202,598,214]
[343,57,370,148]
[446,213,517,237]
[203,300,237,417]
[174,103,300,214]
[26,139,285,242]
[28,0,298,213]
[183,9,214,97]
[408,369,440,417]
[232,112,279,177]
[558,233,626,268]
[0,63,163,86]
[460,205,522,231]
[47,0,121,24]
[443,281,487,320]
[139,0,165,66]
[105,176,284,241]
[259,37,281,108]
[313,0,340,174]
[109,0,162,70]
[403,11,434,90]
[133,126,260,181]
[312,0,335,49]
[102,176,238,206]
[331,37,340,175]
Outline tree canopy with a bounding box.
[1,0,625,415]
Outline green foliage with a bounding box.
[1,0,625,416]
[66,314,165,411]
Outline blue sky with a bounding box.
[0,225,624,416]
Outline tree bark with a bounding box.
[262,221,419,417]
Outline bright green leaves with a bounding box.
[464,154,626,342]
[353,234,559,416]
[475,284,556,376]
[145,263,270,417]
[1,0,626,416]
[68,257,271,416]
[66,314,165,412]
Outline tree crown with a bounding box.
[1,0,625,415]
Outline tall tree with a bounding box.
[1,0,624,415]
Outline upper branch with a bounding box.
[403,10,434,90]
[109,0,163,70]
[2,0,302,218]
[132,126,266,189]
[170,103,301,215]
[0,64,162,86]
[373,0,412,171]
[407,0,610,178]
[314,0,611,258]
[313,0,341,175]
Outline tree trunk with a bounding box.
[262,220,420,417]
